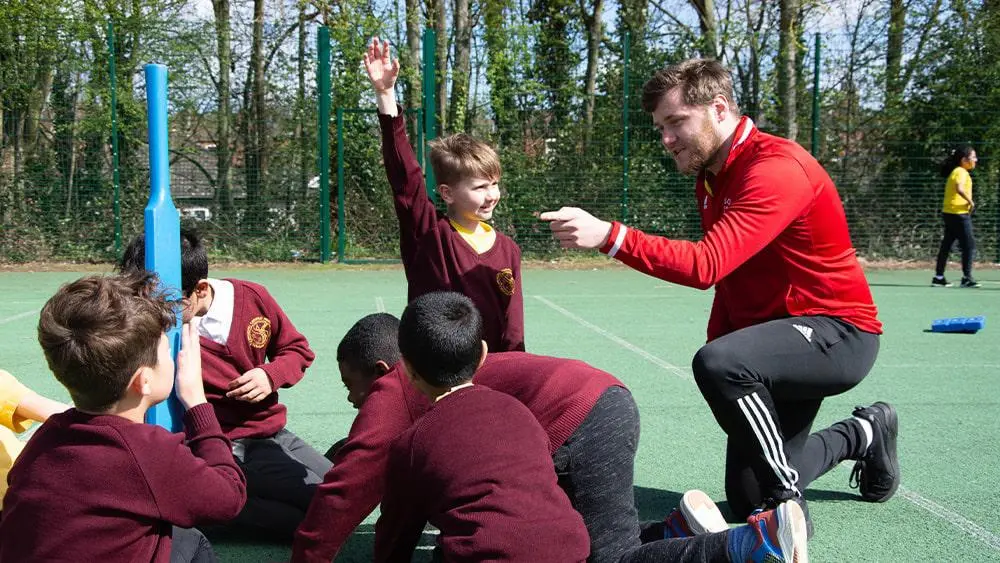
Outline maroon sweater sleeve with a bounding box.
[378,108,439,263]
[130,403,247,527]
[503,243,525,352]
[599,156,813,290]
[246,283,315,389]
[372,430,426,563]
[291,373,421,562]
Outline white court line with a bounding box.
[375,297,386,313]
[881,363,1000,369]
[536,294,1000,552]
[0,311,35,325]
[898,486,1000,551]
[532,295,691,380]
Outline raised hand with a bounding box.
[363,36,400,93]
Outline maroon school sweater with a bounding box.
[374,385,589,562]
[200,279,315,440]
[379,110,525,352]
[291,352,623,562]
[0,404,246,563]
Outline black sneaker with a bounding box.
[960,277,982,288]
[849,402,900,502]
[931,276,952,287]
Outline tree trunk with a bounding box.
[448,0,471,132]
[581,0,603,150]
[405,0,422,106]
[484,0,515,144]
[431,0,448,129]
[777,0,798,140]
[884,0,904,107]
[245,0,267,227]
[212,0,234,218]
[689,0,717,59]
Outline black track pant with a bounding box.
[692,316,879,517]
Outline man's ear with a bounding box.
[374,360,393,376]
[438,183,453,204]
[710,94,731,123]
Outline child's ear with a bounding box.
[128,368,152,397]
[476,341,488,369]
[374,360,393,376]
[195,279,212,298]
[438,183,453,204]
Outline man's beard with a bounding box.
[673,121,723,176]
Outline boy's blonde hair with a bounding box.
[428,133,501,187]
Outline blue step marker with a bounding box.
[930,316,985,334]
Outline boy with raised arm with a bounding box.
[365,37,525,352]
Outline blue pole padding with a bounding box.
[143,63,184,431]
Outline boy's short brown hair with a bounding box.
[641,58,739,114]
[37,273,176,412]
[428,133,502,187]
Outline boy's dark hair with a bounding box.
[337,313,401,376]
[118,229,208,296]
[37,273,176,412]
[939,145,975,177]
[398,292,483,388]
[641,58,739,114]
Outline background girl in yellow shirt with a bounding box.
[932,145,980,288]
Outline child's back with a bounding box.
[0,407,244,562]
[375,386,589,562]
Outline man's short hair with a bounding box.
[37,273,175,412]
[337,313,401,377]
[118,229,208,296]
[428,134,502,187]
[398,292,483,388]
[641,58,739,114]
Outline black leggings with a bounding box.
[935,212,975,279]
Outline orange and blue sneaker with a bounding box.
[662,490,730,538]
[744,500,809,563]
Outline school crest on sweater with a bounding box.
[496,268,516,296]
[247,316,272,349]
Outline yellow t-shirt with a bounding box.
[449,219,497,254]
[0,370,33,510]
[942,167,973,215]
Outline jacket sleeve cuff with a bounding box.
[184,402,223,438]
[599,222,628,258]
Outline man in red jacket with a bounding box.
[540,58,899,529]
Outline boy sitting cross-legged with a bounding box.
[373,291,589,561]
[0,273,247,563]
[119,231,332,540]
[364,37,525,352]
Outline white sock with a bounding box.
[854,416,874,454]
[934,274,945,280]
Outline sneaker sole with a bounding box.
[870,401,900,502]
[777,500,809,563]
[679,489,729,534]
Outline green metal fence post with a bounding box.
[811,33,821,157]
[107,21,122,259]
[422,28,437,201]
[622,31,631,223]
[336,108,346,263]
[317,27,331,263]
